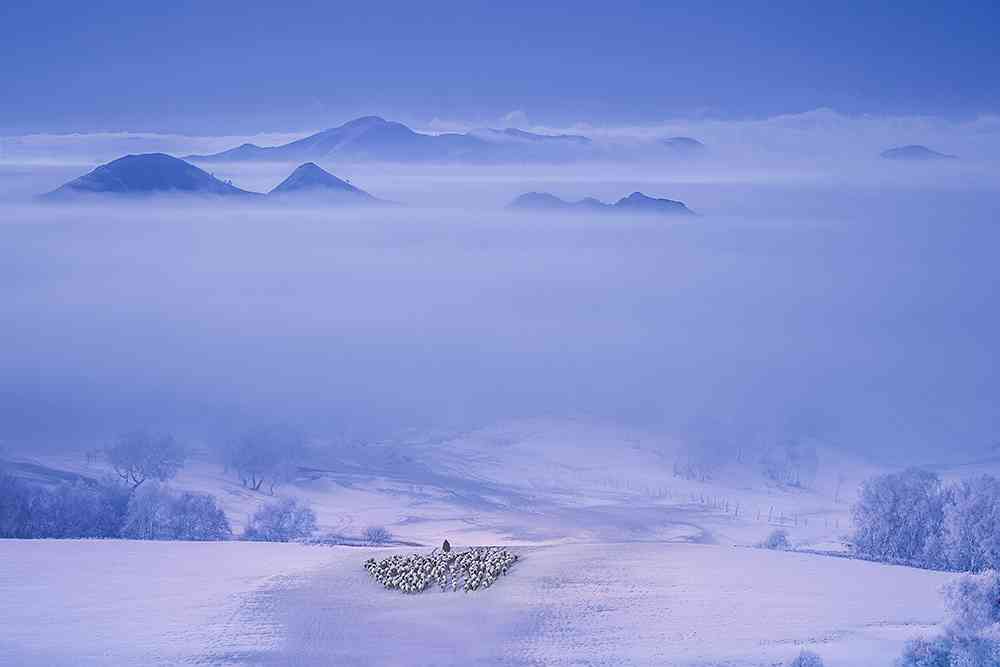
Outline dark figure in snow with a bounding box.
[442,539,451,553]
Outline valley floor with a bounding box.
[0,539,947,666]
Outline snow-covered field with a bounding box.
[0,540,333,665]
[0,539,948,666]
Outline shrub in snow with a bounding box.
[896,571,1000,666]
[364,546,518,594]
[787,649,824,667]
[243,496,317,542]
[761,529,791,550]
[122,483,231,540]
[897,636,957,667]
[853,470,1000,571]
[167,491,231,540]
[108,431,186,490]
[852,468,945,565]
[0,474,129,539]
[942,476,1000,572]
[363,525,393,545]
[122,482,175,539]
[898,635,999,667]
[942,570,1000,638]
[0,474,34,538]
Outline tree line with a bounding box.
[1,427,317,542]
[852,468,1000,572]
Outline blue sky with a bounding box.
[2,1,998,133]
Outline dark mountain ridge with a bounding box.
[508,191,695,216]
[269,162,378,202]
[41,155,383,203]
[40,153,259,199]
[880,145,956,160]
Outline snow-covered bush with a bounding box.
[787,649,824,667]
[896,571,1000,666]
[122,483,231,540]
[942,570,1000,638]
[1,470,228,541]
[243,496,317,542]
[0,474,129,539]
[0,474,34,538]
[942,476,1000,572]
[363,525,393,545]
[761,529,791,550]
[852,468,945,565]
[364,546,518,594]
[853,471,1000,571]
[167,491,232,540]
[898,635,999,667]
[122,482,174,539]
[897,636,957,667]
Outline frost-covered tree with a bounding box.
[168,491,232,541]
[852,468,945,565]
[897,570,1000,666]
[47,479,130,538]
[0,474,129,539]
[0,474,36,538]
[787,649,824,667]
[122,483,231,540]
[942,570,1000,638]
[942,476,1000,572]
[121,482,175,539]
[108,431,186,490]
[363,525,393,545]
[223,425,303,494]
[243,496,317,542]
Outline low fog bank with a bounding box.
[1,189,997,463]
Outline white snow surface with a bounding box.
[0,540,333,665]
[0,540,948,666]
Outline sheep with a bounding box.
[363,546,518,594]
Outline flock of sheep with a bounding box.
[364,546,518,593]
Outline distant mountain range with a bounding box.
[39,154,697,216]
[880,145,956,160]
[40,154,382,202]
[186,116,600,164]
[508,191,695,216]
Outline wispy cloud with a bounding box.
[5,110,1000,166]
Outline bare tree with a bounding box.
[108,431,186,490]
[223,425,303,494]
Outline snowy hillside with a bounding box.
[8,418,875,549]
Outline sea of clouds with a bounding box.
[0,109,997,460]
